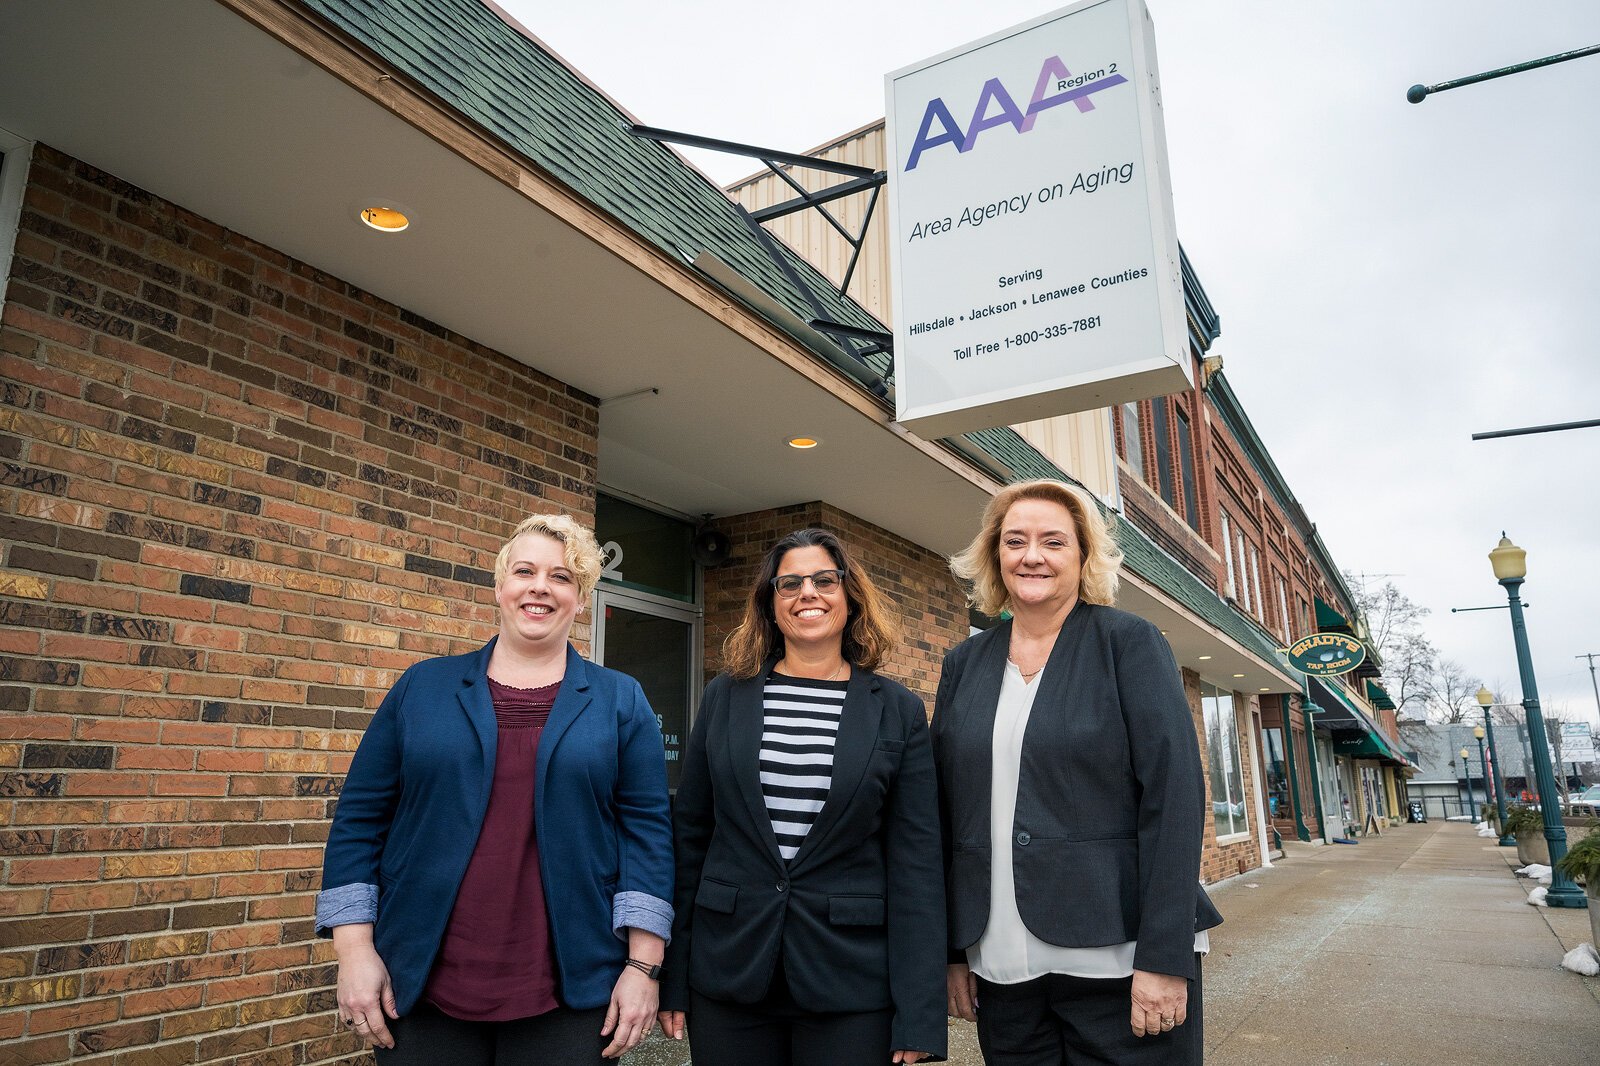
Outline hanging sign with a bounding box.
[885,0,1190,438]
[1287,633,1367,676]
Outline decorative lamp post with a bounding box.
[1474,726,1490,825]
[1460,747,1475,818]
[1488,534,1586,907]
[1476,686,1514,846]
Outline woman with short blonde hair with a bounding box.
[492,512,604,599]
[321,512,672,1063]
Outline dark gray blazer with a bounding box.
[932,603,1221,980]
[661,661,947,1058]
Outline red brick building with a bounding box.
[0,2,1386,1062]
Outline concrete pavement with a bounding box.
[1202,820,1597,1065]
[630,820,1598,1064]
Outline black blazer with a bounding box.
[661,661,947,1058]
[932,604,1222,980]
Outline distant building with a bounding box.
[1400,718,1594,817]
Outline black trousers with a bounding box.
[375,1002,608,1066]
[686,961,894,1066]
[975,957,1203,1066]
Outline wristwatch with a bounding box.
[625,958,661,980]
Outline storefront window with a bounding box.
[1263,726,1290,822]
[1203,686,1250,839]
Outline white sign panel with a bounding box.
[885,0,1190,438]
[1559,721,1596,763]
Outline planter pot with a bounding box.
[1589,881,1600,950]
[1516,831,1551,866]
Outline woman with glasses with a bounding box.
[657,528,946,1066]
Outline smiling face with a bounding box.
[494,532,582,651]
[771,544,849,659]
[998,497,1083,616]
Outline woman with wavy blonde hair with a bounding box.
[934,480,1220,1066]
[950,479,1123,617]
[659,528,946,1066]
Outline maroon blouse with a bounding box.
[423,678,561,1021]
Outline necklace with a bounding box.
[1008,659,1044,680]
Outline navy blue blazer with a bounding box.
[661,663,947,1059]
[316,640,674,1014]
[932,605,1221,980]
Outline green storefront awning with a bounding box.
[1313,677,1409,766]
[1315,596,1352,632]
[1365,679,1396,710]
[1333,732,1389,758]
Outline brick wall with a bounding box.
[0,145,598,1064]
[1118,469,1218,591]
[701,502,969,709]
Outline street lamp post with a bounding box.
[1460,747,1475,819]
[1488,535,1586,908]
[1476,686,1515,846]
[1474,727,1490,826]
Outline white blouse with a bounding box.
[967,660,1208,984]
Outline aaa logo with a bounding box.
[904,56,1129,171]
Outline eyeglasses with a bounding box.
[771,568,846,598]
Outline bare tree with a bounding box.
[1348,574,1441,719]
[1428,657,1483,724]
[1352,577,1430,664]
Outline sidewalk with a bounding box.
[631,820,1598,1064]
[1202,820,1598,1065]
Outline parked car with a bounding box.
[1568,784,1600,817]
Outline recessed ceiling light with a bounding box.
[1233,673,1245,678]
[1197,655,1212,661]
[787,436,819,449]
[359,205,411,232]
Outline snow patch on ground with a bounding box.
[1515,863,1553,885]
[1560,943,1599,976]
[1526,886,1548,907]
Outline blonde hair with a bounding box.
[722,528,899,679]
[493,513,604,602]
[949,480,1122,617]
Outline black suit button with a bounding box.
[1016,831,1031,846]
[776,880,788,892]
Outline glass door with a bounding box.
[593,587,701,789]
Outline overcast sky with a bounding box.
[503,0,1600,726]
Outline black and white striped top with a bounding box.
[759,673,848,862]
